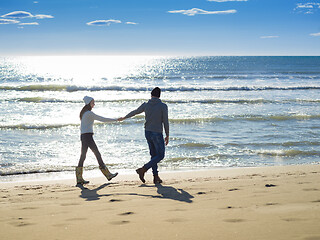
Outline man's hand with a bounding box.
[117,117,125,121]
[165,136,169,146]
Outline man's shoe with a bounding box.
[153,174,162,184]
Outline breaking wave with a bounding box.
[255,149,320,157]
[4,97,320,105]
[177,143,213,148]
[1,84,320,92]
[1,114,319,130]
[0,168,71,176]
[0,123,79,130]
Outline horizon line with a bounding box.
[1,54,320,57]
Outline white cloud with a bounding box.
[34,14,54,19]
[87,19,122,26]
[310,32,320,36]
[0,11,52,27]
[126,22,138,25]
[260,36,279,39]
[208,0,247,2]
[1,11,34,18]
[19,22,39,26]
[168,8,237,16]
[295,3,320,14]
[0,19,20,24]
[1,11,54,19]
[296,3,319,9]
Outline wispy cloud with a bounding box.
[0,11,53,27]
[87,19,122,26]
[168,8,237,16]
[294,3,320,14]
[310,32,320,36]
[126,22,138,25]
[34,14,54,19]
[260,36,279,39]
[19,22,39,26]
[208,0,248,2]
[1,11,54,19]
[1,11,33,18]
[0,19,20,24]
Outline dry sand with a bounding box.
[0,164,320,240]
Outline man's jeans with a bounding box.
[144,130,165,175]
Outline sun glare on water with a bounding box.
[11,55,163,86]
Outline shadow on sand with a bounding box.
[142,184,194,203]
[77,183,194,203]
[77,183,111,201]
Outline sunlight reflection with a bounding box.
[13,56,163,85]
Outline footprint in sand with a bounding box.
[165,218,186,223]
[265,203,279,206]
[298,182,311,185]
[60,203,81,206]
[22,186,43,191]
[265,184,277,187]
[219,178,229,181]
[10,218,34,227]
[225,206,244,210]
[119,212,134,216]
[20,207,39,210]
[304,237,320,240]
[109,199,122,202]
[66,218,87,221]
[282,218,304,222]
[52,223,66,227]
[197,191,206,195]
[224,219,246,223]
[170,209,187,212]
[303,188,319,191]
[110,220,130,225]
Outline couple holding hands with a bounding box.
[75,87,169,185]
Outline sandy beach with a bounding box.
[0,164,319,240]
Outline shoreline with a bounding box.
[1,164,319,240]
[0,163,319,186]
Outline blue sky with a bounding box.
[0,0,319,56]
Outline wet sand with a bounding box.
[0,164,320,240]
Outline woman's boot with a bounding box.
[99,166,118,181]
[75,167,90,185]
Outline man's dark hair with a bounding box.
[151,87,161,98]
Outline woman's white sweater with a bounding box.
[80,111,116,134]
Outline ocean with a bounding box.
[1,56,320,181]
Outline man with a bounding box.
[119,87,169,184]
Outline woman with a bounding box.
[76,96,118,185]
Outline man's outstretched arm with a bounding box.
[118,103,146,121]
